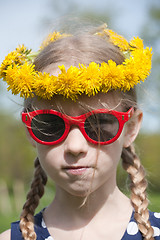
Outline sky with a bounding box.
[0,0,159,132]
[0,0,152,61]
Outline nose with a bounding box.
[64,127,88,157]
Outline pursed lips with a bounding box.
[62,165,93,175]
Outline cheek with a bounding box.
[100,132,125,167]
[87,139,124,192]
[36,144,61,173]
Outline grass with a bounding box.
[148,192,160,212]
[0,184,54,233]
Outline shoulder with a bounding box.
[0,229,11,240]
[124,211,160,239]
[149,211,160,225]
[149,211,160,238]
[9,210,48,240]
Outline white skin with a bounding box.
[0,92,142,240]
[28,91,142,240]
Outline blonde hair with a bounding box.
[122,146,154,239]
[21,29,154,240]
[20,158,47,240]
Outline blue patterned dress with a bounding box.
[11,210,160,239]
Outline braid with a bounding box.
[20,157,48,240]
[121,145,154,240]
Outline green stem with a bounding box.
[26,51,40,63]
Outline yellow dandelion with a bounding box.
[106,29,129,51]
[142,47,153,76]
[128,47,152,82]
[100,61,125,92]
[0,51,23,78]
[33,73,58,100]
[0,25,153,101]
[5,63,36,98]
[40,32,71,50]
[56,65,82,100]
[16,44,27,54]
[80,62,101,96]
[122,65,140,91]
[129,37,144,50]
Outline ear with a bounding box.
[123,110,143,148]
[24,127,36,148]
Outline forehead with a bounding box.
[30,92,123,115]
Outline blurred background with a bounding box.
[0,0,160,232]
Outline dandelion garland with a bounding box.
[0,27,152,101]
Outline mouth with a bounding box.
[63,166,91,175]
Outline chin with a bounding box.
[64,186,93,198]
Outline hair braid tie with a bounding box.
[122,146,154,240]
[20,157,48,240]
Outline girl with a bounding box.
[0,24,159,240]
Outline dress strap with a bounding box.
[11,221,23,240]
[11,210,52,240]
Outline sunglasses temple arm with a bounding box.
[128,107,135,120]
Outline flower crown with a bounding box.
[0,25,152,101]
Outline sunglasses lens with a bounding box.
[84,113,119,143]
[31,114,65,142]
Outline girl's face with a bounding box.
[27,92,141,197]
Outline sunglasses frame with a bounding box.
[22,107,134,146]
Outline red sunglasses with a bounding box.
[22,108,134,146]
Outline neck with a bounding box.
[44,178,131,229]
